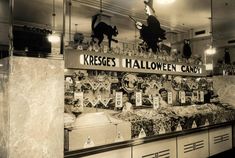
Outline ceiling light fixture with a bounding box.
[48,33,61,43]
[205,45,216,55]
[205,0,216,56]
[47,0,60,43]
[157,0,176,5]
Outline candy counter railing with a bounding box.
[64,49,235,158]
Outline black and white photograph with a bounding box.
[1,0,235,158]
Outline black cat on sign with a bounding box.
[91,14,118,50]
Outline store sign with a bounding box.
[65,50,205,76]
[80,54,119,67]
[122,59,201,74]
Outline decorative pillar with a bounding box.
[0,56,64,158]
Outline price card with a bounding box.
[136,91,142,107]
[74,92,84,111]
[167,91,173,104]
[192,91,199,102]
[153,96,159,109]
[115,92,123,108]
[200,91,204,102]
[179,91,185,104]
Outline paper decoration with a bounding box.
[192,120,197,128]
[153,96,160,110]
[136,91,142,107]
[100,81,111,90]
[115,92,123,108]
[138,128,146,138]
[114,131,124,142]
[83,136,95,148]
[90,99,99,107]
[176,123,182,131]
[204,119,209,126]
[100,98,111,107]
[91,82,100,90]
[83,100,90,107]
[167,91,173,104]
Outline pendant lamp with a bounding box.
[47,0,60,43]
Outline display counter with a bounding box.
[64,50,235,158]
[65,122,234,158]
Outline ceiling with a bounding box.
[2,0,235,45]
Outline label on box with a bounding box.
[153,96,160,109]
[136,92,142,107]
[200,91,204,102]
[83,136,95,148]
[179,91,186,104]
[167,92,173,104]
[176,123,182,131]
[192,120,197,128]
[204,119,209,126]
[115,131,124,142]
[115,92,123,108]
[138,128,146,138]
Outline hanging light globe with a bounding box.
[205,46,216,55]
[47,33,61,43]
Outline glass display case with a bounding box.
[64,50,235,153]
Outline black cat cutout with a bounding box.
[91,14,118,50]
[224,48,231,64]
[183,39,192,60]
